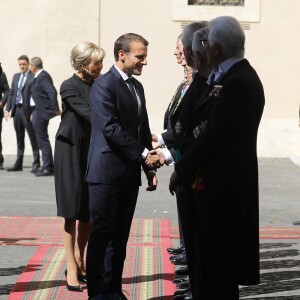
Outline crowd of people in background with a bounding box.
[0,15,265,300]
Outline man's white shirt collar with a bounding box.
[114,65,129,81]
[34,69,44,78]
[214,57,243,83]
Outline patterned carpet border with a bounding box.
[8,219,176,299]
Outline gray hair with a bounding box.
[192,27,209,54]
[30,57,43,69]
[70,41,105,70]
[208,16,245,58]
[182,21,209,47]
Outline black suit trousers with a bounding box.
[86,182,139,297]
[13,106,40,168]
[32,110,53,171]
[178,187,239,300]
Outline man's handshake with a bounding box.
[145,149,165,168]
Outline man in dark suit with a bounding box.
[86,33,161,300]
[170,16,265,300]
[30,56,60,176]
[0,63,10,170]
[4,55,40,172]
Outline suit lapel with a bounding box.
[22,72,32,91]
[15,73,21,90]
[110,66,139,120]
[191,81,212,115]
[191,59,248,117]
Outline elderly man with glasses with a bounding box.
[170,16,265,300]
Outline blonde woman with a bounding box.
[54,41,105,292]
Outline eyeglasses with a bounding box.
[200,39,208,47]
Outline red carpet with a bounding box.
[2,217,299,299]
[7,219,176,300]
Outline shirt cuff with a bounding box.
[141,148,149,159]
[162,148,174,166]
[157,134,165,147]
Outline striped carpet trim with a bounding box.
[8,219,176,299]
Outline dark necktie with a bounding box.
[126,78,138,101]
[208,71,215,86]
[126,78,141,119]
[16,73,25,104]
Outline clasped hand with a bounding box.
[145,149,165,168]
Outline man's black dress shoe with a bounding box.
[35,169,54,177]
[6,166,22,171]
[30,166,41,173]
[174,285,191,296]
[88,294,108,300]
[177,280,190,289]
[65,270,83,292]
[0,164,4,170]
[174,291,193,300]
[173,275,189,284]
[175,266,189,275]
[172,254,187,265]
[167,244,185,255]
[89,291,128,300]
[170,250,186,261]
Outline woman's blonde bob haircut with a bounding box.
[70,41,105,70]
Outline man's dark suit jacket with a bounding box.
[86,65,152,186]
[171,73,208,158]
[31,70,59,120]
[6,71,34,119]
[175,59,265,285]
[160,81,186,160]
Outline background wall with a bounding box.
[0,0,299,161]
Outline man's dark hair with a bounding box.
[18,55,29,62]
[114,33,148,61]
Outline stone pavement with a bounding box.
[0,156,299,299]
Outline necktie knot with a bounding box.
[126,77,134,87]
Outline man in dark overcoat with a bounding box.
[170,16,265,300]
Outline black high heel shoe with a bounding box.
[77,274,87,283]
[65,270,83,292]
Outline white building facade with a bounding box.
[0,0,299,159]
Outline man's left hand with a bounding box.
[146,171,157,191]
[169,171,180,195]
